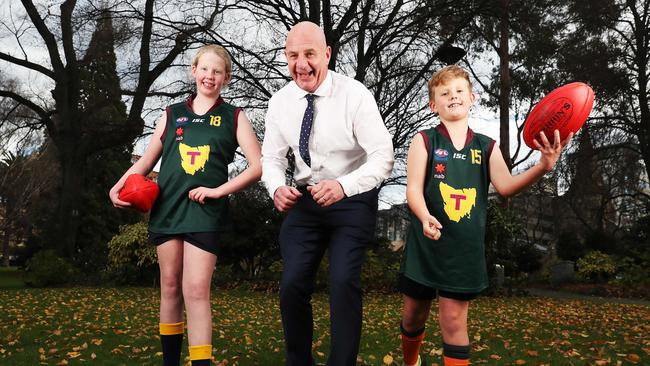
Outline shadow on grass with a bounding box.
[0,266,25,289]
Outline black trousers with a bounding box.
[279,187,378,366]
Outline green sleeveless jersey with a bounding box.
[400,124,495,293]
[149,96,239,233]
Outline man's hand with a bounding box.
[307,180,345,207]
[274,186,303,212]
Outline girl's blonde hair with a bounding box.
[192,45,232,78]
[427,65,473,101]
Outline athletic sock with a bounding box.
[442,343,470,366]
[159,322,184,366]
[401,322,425,366]
[189,344,212,366]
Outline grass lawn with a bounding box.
[0,286,648,365]
[0,266,25,289]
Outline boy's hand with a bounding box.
[188,186,221,204]
[422,215,443,240]
[534,130,574,172]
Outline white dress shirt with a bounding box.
[262,71,394,198]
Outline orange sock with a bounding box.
[443,356,469,365]
[442,343,470,366]
[401,330,425,365]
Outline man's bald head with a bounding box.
[286,21,327,49]
[284,21,331,93]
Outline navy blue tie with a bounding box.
[299,94,316,167]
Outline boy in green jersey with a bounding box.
[110,45,262,365]
[398,65,573,366]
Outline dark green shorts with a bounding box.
[397,273,478,301]
[148,231,220,256]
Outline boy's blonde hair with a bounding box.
[427,65,473,101]
[191,45,232,78]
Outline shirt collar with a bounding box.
[186,93,223,114]
[436,123,475,148]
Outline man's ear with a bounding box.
[325,46,332,62]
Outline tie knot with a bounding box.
[305,94,316,103]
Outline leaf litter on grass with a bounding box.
[0,288,648,365]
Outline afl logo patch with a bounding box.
[176,116,189,126]
[434,148,449,161]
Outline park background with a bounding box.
[0,0,649,365]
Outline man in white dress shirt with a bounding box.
[261,21,394,366]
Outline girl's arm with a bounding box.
[489,130,573,197]
[188,111,262,203]
[406,133,442,240]
[109,113,166,207]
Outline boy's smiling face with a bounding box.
[429,77,476,122]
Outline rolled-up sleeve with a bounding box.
[336,88,394,196]
[261,101,290,199]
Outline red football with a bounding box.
[523,82,594,149]
[118,174,159,213]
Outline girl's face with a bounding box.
[191,51,230,98]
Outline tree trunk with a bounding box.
[639,115,650,184]
[53,141,86,258]
[635,53,650,185]
[498,0,512,171]
[1,223,10,267]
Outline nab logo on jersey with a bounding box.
[439,182,477,222]
[179,143,210,175]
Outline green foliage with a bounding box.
[361,238,401,291]
[576,251,616,282]
[74,144,139,280]
[511,241,544,274]
[625,214,650,254]
[219,183,283,280]
[614,250,650,286]
[23,250,77,287]
[107,221,157,268]
[584,230,619,256]
[106,221,158,285]
[556,231,586,261]
[485,200,531,278]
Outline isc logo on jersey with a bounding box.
[434,148,449,161]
